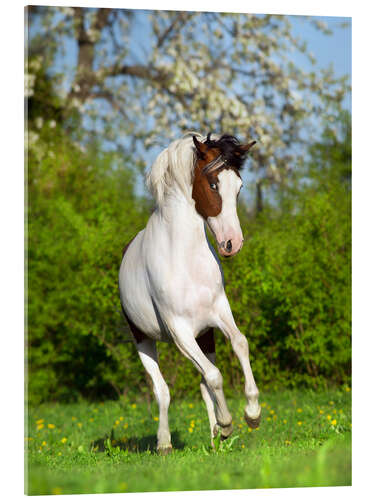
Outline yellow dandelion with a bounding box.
[61,437,67,444]
[255,428,260,431]
[345,386,351,392]
[238,423,243,428]
[273,415,277,420]
[297,421,302,426]
[123,423,128,429]
[270,409,275,415]
[37,424,44,430]
[329,401,334,405]
[319,409,324,414]
[261,402,266,408]
[188,428,193,433]
[190,421,195,428]
[77,422,82,428]
[57,452,62,456]
[42,441,47,446]
[115,420,120,426]
[241,444,245,448]
[51,487,62,495]
[339,409,343,414]
[331,419,337,426]
[266,417,271,422]
[153,416,159,422]
[131,403,137,409]
[333,409,337,414]
[188,403,194,408]
[48,424,55,429]
[72,416,77,421]
[327,415,331,421]
[297,408,302,413]
[119,416,124,421]
[248,427,252,432]
[283,419,287,424]
[285,440,291,445]
[36,419,44,425]
[89,418,94,423]
[350,423,352,428]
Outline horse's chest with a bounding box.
[165,256,223,314]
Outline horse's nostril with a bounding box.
[226,240,232,252]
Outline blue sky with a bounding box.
[289,15,351,108]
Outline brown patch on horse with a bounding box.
[121,303,147,344]
[192,134,255,220]
[122,235,136,258]
[197,328,215,354]
[121,236,147,344]
[192,147,223,219]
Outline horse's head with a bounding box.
[192,134,256,258]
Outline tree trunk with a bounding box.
[256,179,263,215]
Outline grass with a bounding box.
[26,388,351,495]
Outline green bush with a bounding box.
[27,118,351,404]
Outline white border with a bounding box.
[2,1,372,500]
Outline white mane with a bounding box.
[146,132,206,206]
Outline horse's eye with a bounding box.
[210,183,217,191]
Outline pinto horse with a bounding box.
[119,133,261,454]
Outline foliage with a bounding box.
[26,389,352,494]
[27,7,350,186]
[27,92,151,403]
[27,112,351,404]
[26,10,351,405]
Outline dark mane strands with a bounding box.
[204,133,249,170]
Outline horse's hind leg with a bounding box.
[136,338,172,455]
[197,329,217,445]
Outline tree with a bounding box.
[26,7,350,194]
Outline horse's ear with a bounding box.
[193,136,207,159]
[239,140,256,153]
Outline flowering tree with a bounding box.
[27,6,349,201]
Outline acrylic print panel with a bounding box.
[25,1,351,495]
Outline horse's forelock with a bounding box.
[204,133,248,170]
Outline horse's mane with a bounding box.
[146,132,244,206]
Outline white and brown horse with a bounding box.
[119,133,261,454]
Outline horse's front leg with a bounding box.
[169,318,233,439]
[215,294,261,428]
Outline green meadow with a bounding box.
[26,388,351,495]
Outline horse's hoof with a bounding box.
[213,422,233,440]
[157,444,172,456]
[244,410,261,429]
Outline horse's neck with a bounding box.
[155,194,207,251]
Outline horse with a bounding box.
[119,132,261,454]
